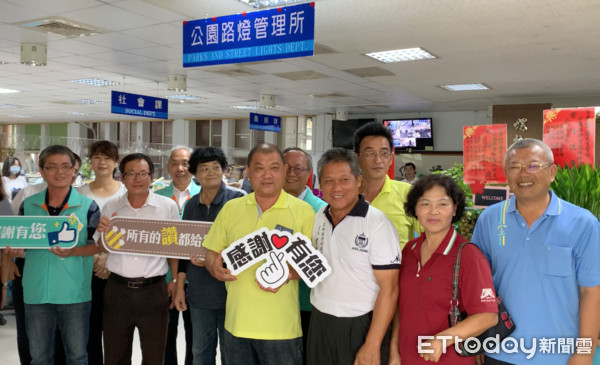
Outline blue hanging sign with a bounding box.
[250,112,281,132]
[111,91,168,119]
[183,2,315,67]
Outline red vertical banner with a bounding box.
[543,108,596,167]
[463,124,507,184]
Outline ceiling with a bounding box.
[1,0,600,124]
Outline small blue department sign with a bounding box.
[183,2,315,67]
[250,112,281,132]
[111,91,168,119]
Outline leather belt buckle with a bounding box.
[127,280,144,289]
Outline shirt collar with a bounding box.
[297,186,310,201]
[324,194,369,225]
[506,190,561,216]
[125,190,161,209]
[172,181,192,195]
[246,189,290,209]
[410,226,459,257]
[198,182,227,206]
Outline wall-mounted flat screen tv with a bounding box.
[383,118,433,151]
[332,119,376,150]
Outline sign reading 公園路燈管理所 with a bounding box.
[111,91,168,120]
[250,112,281,132]
[182,3,315,68]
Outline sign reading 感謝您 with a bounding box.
[250,112,281,132]
[111,91,168,119]
[182,3,315,68]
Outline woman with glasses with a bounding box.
[76,140,126,365]
[173,146,245,365]
[390,174,498,364]
[2,156,28,201]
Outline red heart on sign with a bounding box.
[272,234,289,249]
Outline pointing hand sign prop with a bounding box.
[0,215,82,248]
[221,227,332,290]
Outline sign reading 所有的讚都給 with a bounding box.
[182,2,315,68]
[111,90,168,120]
[0,215,82,249]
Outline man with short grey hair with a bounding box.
[473,138,600,365]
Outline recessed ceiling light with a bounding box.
[440,83,490,91]
[75,99,104,104]
[69,112,94,116]
[0,88,21,94]
[231,105,260,110]
[8,114,30,118]
[69,78,120,87]
[365,47,436,63]
[165,94,201,100]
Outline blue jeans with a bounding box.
[25,301,91,365]
[190,307,225,365]
[223,329,302,365]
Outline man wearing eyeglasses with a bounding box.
[353,122,421,249]
[282,147,327,364]
[472,138,600,365]
[95,153,180,365]
[6,145,101,365]
[155,146,197,365]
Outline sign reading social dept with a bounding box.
[182,2,315,67]
[111,90,168,119]
[250,112,281,132]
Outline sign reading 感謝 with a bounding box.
[0,215,82,249]
[111,91,168,120]
[182,2,315,68]
[250,112,281,132]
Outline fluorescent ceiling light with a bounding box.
[165,94,201,100]
[69,112,94,116]
[365,47,436,63]
[8,114,30,118]
[0,88,21,94]
[440,83,490,91]
[75,99,104,104]
[231,105,260,110]
[236,0,311,9]
[69,78,120,87]
[1,104,24,108]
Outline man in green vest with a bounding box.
[9,145,101,365]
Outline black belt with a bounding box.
[109,273,165,289]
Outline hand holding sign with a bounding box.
[257,251,289,291]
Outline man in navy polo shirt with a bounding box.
[472,138,600,365]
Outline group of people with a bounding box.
[0,121,598,365]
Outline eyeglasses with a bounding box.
[506,163,550,175]
[286,165,309,175]
[198,165,222,174]
[123,171,151,180]
[360,151,392,160]
[43,164,74,173]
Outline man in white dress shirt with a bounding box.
[95,153,180,365]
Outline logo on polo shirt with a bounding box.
[352,233,369,253]
[480,288,496,302]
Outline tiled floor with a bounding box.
[0,309,206,365]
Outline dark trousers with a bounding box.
[88,275,107,365]
[164,283,193,365]
[307,308,390,365]
[484,356,514,365]
[300,310,311,365]
[103,275,169,365]
[13,258,66,365]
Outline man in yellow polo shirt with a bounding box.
[354,122,421,248]
[204,143,315,365]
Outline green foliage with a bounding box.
[79,157,93,179]
[551,164,600,218]
[434,163,483,240]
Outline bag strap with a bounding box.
[449,241,470,326]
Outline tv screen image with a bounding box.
[383,118,433,150]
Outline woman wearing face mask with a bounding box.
[2,156,28,201]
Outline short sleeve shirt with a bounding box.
[398,227,497,364]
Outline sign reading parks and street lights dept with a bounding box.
[0,215,82,249]
[221,227,331,290]
[111,90,168,119]
[101,217,211,259]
